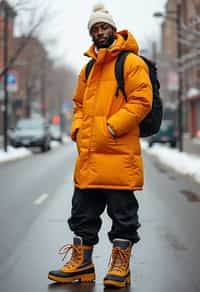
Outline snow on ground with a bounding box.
[0,136,71,165]
[0,138,200,186]
[142,140,200,184]
[50,141,61,149]
[0,146,32,164]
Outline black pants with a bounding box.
[68,188,140,246]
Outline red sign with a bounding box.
[52,115,61,124]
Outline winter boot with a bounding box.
[48,237,95,283]
[104,239,132,288]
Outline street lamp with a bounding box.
[153,0,183,152]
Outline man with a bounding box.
[48,3,152,288]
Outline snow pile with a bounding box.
[142,141,200,184]
[0,138,200,186]
[0,146,32,164]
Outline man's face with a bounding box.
[90,22,116,49]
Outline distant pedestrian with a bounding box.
[48,3,152,288]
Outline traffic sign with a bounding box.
[6,71,18,92]
[62,101,69,113]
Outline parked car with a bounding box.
[49,124,63,143]
[148,120,177,148]
[9,118,51,152]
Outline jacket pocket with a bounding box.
[91,116,117,153]
[76,128,81,154]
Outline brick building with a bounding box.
[159,0,200,138]
[182,0,200,137]
[12,37,49,120]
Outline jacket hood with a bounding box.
[84,30,139,61]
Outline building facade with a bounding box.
[159,0,200,138]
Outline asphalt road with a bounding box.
[0,142,75,273]
[0,142,200,292]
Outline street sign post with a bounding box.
[6,71,18,92]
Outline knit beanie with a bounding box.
[88,3,117,32]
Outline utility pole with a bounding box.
[3,1,8,152]
[1,1,16,152]
[41,54,46,118]
[176,0,183,152]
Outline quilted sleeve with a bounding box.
[71,66,87,141]
[107,55,152,136]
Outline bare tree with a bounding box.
[0,0,54,78]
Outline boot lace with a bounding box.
[108,246,130,272]
[58,244,82,268]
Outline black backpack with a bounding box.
[85,51,163,137]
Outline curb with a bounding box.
[142,143,200,186]
[0,148,32,165]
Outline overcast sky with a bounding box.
[10,0,167,71]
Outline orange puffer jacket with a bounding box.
[71,30,152,190]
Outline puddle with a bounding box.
[165,232,188,251]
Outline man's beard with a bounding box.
[93,33,115,49]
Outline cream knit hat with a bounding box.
[88,3,116,32]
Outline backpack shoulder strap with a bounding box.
[140,56,159,80]
[85,59,95,80]
[140,55,160,92]
[115,51,130,101]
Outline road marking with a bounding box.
[33,193,48,205]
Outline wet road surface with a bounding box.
[0,143,200,292]
[0,142,74,269]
